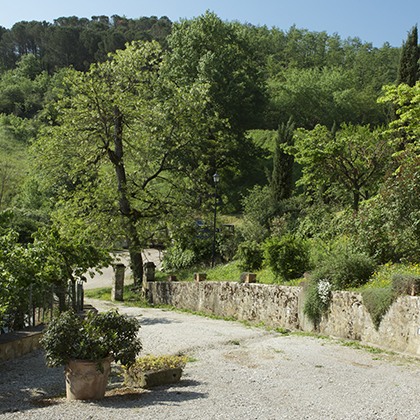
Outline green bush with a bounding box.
[303,251,375,325]
[340,152,420,264]
[391,273,420,296]
[161,244,196,271]
[263,233,310,281]
[235,240,264,272]
[311,252,375,290]
[361,273,420,329]
[303,278,332,326]
[40,310,142,367]
[361,285,394,329]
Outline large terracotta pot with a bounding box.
[64,358,112,400]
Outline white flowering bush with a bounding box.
[317,279,332,304]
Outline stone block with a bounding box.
[195,273,207,282]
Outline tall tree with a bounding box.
[164,11,267,193]
[397,25,419,86]
[33,41,216,284]
[270,118,295,202]
[287,123,393,211]
[379,81,420,150]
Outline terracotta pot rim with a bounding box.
[67,357,114,365]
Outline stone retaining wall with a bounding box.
[147,281,420,357]
[0,325,44,363]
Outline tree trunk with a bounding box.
[129,243,143,287]
[111,106,143,286]
[353,190,360,212]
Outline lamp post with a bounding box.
[211,171,220,268]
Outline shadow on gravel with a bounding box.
[3,379,207,414]
[98,380,207,408]
[138,316,183,326]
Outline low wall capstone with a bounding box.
[147,281,420,357]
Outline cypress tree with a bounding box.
[397,25,419,86]
[270,117,295,203]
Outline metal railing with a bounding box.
[1,280,84,334]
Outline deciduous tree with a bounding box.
[33,41,216,284]
[287,123,393,210]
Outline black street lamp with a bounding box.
[211,171,220,268]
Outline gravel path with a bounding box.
[1,298,420,419]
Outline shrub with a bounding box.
[303,251,375,325]
[235,240,264,272]
[161,244,196,271]
[263,233,310,281]
[128,355,187,372]
[340,152,420,264]
[359,264,420,329]
[303,278,332,326]
[361,286,394,329]
[391,273,420,296]
[40,310,142,368]
[311,252,375,290]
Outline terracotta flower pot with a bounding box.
[64,358,112,400]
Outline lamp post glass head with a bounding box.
[213,172,220,184]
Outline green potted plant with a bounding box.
[40,309,142,400]
[124,355,187,388]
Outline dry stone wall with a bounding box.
[147,281,420,357]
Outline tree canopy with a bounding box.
[288,123,394,210]
[32,40,219,283]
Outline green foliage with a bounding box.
[343,151,420,264]
[267,67,386,130]
[397,25,419,87]
[127,355,187,372]
[263,233,310,281]
[310,251,375,290]
[379,82,420,149]
[165,11,267,211]
[32,40,218,283]
[303,250,375,325]
[303,279,331,326]
[289,123,393,210]
[391,273,420,296]
[0,225,43,330]
[6,208,49,244]
[361,267,420,329]
[270,118,295,202]
[235,240,264,272]
[161,245,196,271]
[0,16,172,73]
[40,309,142,368]
[240,185,274,234]
[361,285,394,329]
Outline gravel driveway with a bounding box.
[1,298,420,419]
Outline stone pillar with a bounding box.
[239,272,257,283]
[245,273,257,283]
[142,262,156,299]
[143,262,156,282]
[111,263,125,301]
[195,273,207,282]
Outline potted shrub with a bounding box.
[124,355,187,388]
[40,309,142,400]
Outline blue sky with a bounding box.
[1,0,419,48]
